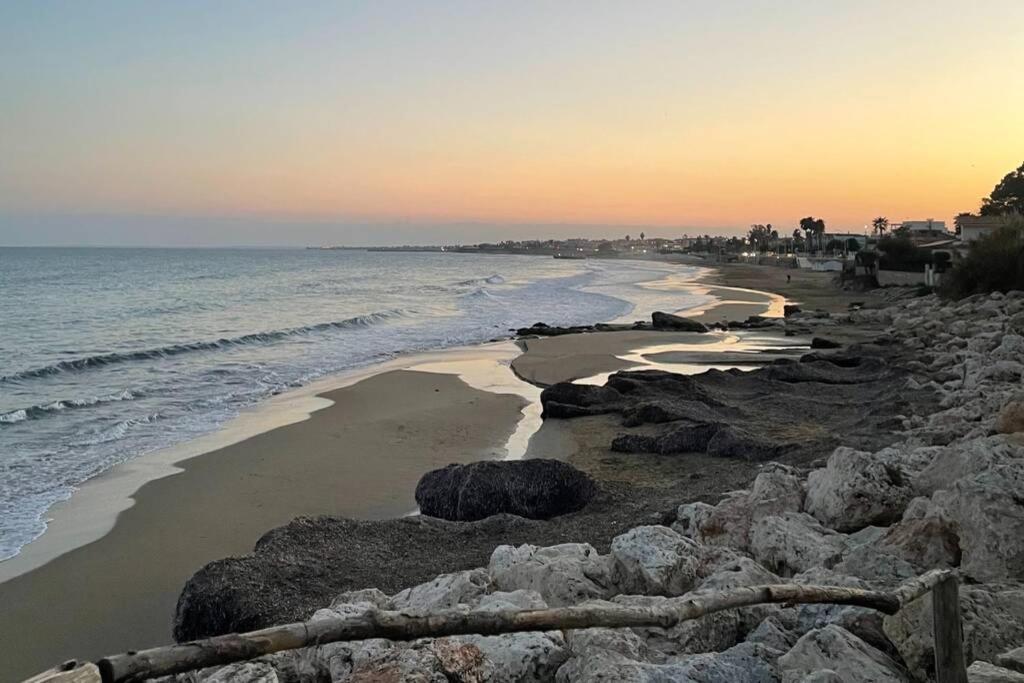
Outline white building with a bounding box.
[955,215,1004,243]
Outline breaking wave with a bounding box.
[0,309,408,384]
[0,389,139,426]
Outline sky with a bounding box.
[2,1,1023,246]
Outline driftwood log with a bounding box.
[25,570,964,683]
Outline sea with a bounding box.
[0,247,708,560]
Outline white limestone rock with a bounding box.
[489,543,614,606]
[389,568,491,614]
[750,512,847,576]
[445,632,569,683]
[966,661,1024,683]
[610,525,704,596]
[777,625,910,683]
[611,593,741,657]
[805,447,913,532]
[929,462,1024,582]
[997,645,1024,674]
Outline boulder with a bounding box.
[805,447,913,532]
[967,661,1024,682]
[777,625,909,682]
[750,512,847,576]
[912,436,1022,496]
[415,459,597,522]
[445,632,569,682]
[883,585,1024,682]
[673,464,804,553]
[489,543,615,606]
[610,526,704,596]
[203,662,279,683]
[811,337,842,349]
[611,594,741,656]
[389,569,491,614]
[651,311,709,332]
[348,639,492,682]
[997,399,1024,434]
[666,642,783,682]
[997,646,1024,674]
[929,462,1024,582]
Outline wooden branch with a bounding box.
[932,574,968,683]
[96,570,953,683]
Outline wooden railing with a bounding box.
[25,569,966,683]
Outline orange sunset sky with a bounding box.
[2,1,1023,245]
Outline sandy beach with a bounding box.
[0,263,788,679]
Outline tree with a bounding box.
[872,216,889,237]
[846,238,862,252]
[625,234,631,242]
[799,217,826,252]
[639,231,646,241]
[980,162,1024,216]
[747,224,771,251]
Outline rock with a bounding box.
[673,464,804,553]
[997,399,1024,434]
[489,543,615,606]
[415,459,597,522]
[446,632,569,682]
[784,304,802,317]
[805,447,913,532]
[912,436,1022,496]
[564,627,651,662]
[555,647,689,682]
[610,526,703,596]
[883,585,1024,681]
[540,382,624,418]
[967,661,1024,682]
[707,425,784,461]
[777,625,909,682]
[203,662,279,682]
[390,569,490,614]
[667,641,783,682]
[749,464,806,520]
[651,311,709,332]
[750,512,847,576]
[998,646,1024,674]
[811,337,842,349]
[348,639,492,682]
[746,616,799,652]
[675,491,753,550]
[929,463,1024,582]
[875,516,961,570]
[611,594,741,656]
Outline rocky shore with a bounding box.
[168,288,1024,681]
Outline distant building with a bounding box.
[829,233,868,249]
[899,219,948,234]
[955,214,1005,243]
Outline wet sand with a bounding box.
[0,369,526,680]
[511,280,785,386]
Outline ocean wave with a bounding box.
[0,389,140,426]
[0,309,409,383]
[71,412,162,447]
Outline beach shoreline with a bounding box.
[0,262,788,679]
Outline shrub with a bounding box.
[941,217,1024,298]
[877,236,932,272]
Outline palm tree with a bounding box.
[872,216,889,237]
